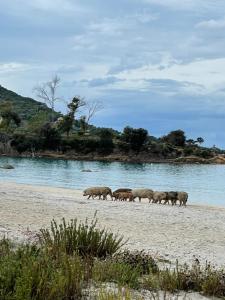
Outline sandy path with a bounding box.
[0,181,225,266]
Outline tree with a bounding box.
[79,100,103,134]
[33,75,61,121]
[40,123,61,150]
[97,128,114,155]
[79,116,87,135]
[161,130,186,147]
[0,101,21,132]
[58,96,86,136]
[186,139,196,146]
[85,100,103,125]
[196,137,204,145]
[26,111,52,134]
[122,126,148,152]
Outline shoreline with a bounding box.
[0,152,182,164]
[2,179,225,211]
[1,152,225,165]
[1,181,225,267]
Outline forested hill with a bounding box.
[0,85,224,164]
[0,85,54,121]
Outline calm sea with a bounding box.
[0,156,224,206]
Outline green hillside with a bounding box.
[0,85,56,121]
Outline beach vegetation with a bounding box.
[0,219,225,298]
[97,289,133,300]
[38,217,125,259]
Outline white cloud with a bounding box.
[87,12,158,37]
[143,0,225,11]
[114,57,225,95]
[196,18,225,29]
[88,19,123,36]
[0,62,30,73]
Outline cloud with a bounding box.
[142,0,225,12]
[0,62,30,74]
[1,0,225,146]
[82,76,124,87]
[0,0,85,15]
[196,18,225,29]
[115,57,225,95]
[90,87,225,147]
[144,79,205,96]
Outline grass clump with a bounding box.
[143,261,225,298]
[0,244,84,300]
[93,260,141,289]
[97,288,134,300]
[114,250,158,275]
[38,217,125,259]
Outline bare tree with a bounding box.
[85,100,103,124]
[78,100,103,134]
[33,75,61,121]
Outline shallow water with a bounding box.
[0,156,225,206]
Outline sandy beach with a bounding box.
[0,181,225,267]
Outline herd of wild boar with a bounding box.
[83,187,188,206]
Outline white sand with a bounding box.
[1,181,225,267]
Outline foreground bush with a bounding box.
[143,261,225,298]
[113,250,158,275]
[0,244,84,300]
[93,260,141,289]
[38,217,125,259]
[0,219,225,299]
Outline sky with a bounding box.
[0,0,225,147]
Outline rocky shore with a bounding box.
[1,151,225,164]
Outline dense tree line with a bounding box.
[0,79,221,160]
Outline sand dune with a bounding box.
[0,181,225,267]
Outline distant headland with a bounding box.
[0,83,225,164]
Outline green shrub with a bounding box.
[1,219,225,299]
[194,148,214,159]
[0,238,12,257]
[11,134,43,153]
[200,264,225,297]
[40,123,61,150]
[117,140,130,153]
[92,129,115,155]
[0,244,84,300]
[93,260,140,289]
[98,138,114,155]
[161,130,186,147]
[38,218,125,259]
[61,137,99,154]
[143,261,225,297]
[183,146,194,156]
[113,250,158,275]
[121,127,148,152]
